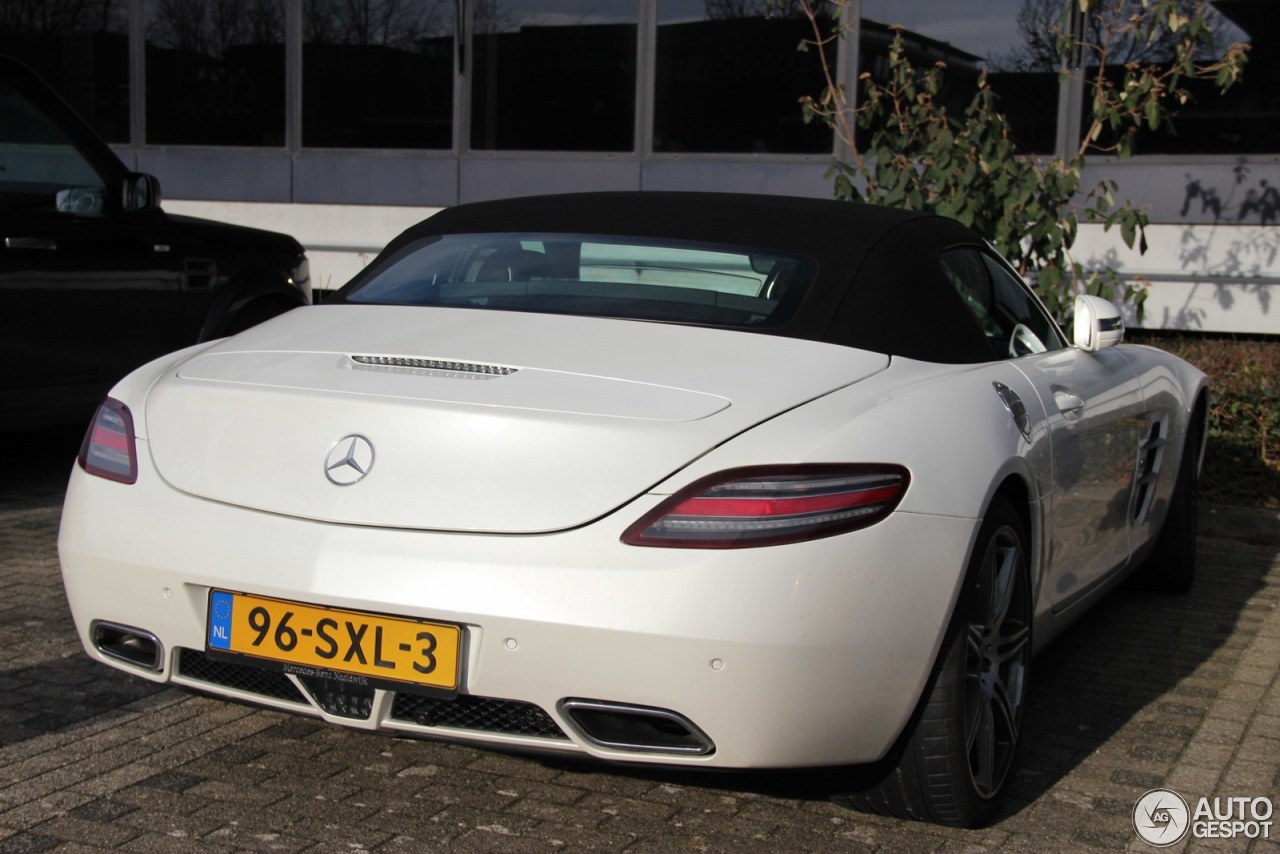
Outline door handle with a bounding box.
[1054,390,1085,415]
[4,237,57,251]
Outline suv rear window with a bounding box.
[342,233,816,328]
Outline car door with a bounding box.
[939,248,1146,610]
[1017,345,1148,607]
[0,59,186,426]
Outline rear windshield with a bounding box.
[341,233,816,328]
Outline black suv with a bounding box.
[1,55,310,430]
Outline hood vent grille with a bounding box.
[349,354,518,377]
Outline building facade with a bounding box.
[3,0,1276,330]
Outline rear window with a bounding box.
[341,233,816,328]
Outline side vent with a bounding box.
[993,382,1031,442]
[1132,417,1168,523]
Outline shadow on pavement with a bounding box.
[1003,521,1278,817]
[2,425,84,511]
[0,655,172,749]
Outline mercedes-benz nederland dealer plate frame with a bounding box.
[206,590,462,696]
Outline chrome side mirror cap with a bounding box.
[1073,294,1124,352]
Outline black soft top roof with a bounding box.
[341,192,1000,363]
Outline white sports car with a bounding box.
[58,192,1205,826]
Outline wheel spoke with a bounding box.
[966,624,985,659]
[969,701,997,794]
[990,678,1020,745]
[996,625,1030,666]
[989,543,1018,627]
[965,674,983,746]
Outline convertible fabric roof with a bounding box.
[339,192,1003,364]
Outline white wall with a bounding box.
[1075,222,1280,334]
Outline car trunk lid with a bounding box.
[144,305,888,533]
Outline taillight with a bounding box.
[78,398,138,484]
[622,464,909,549]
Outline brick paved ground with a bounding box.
[1,428,1276,852]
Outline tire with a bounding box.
[833,499,1032,827]
[1133,419,1200,594]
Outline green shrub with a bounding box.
[1133,333,1280,508]
[791,0,1248,325]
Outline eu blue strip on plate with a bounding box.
[208,590,233,650]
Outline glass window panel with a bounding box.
[859,0,1058,154]
[303,0,455,149]
[654,1,833,154]
[0,1,130,143]
[1085,3,1276,155]
[470,1,637,152]
[144,0,286,146]
[0,79,108,213]
[343,232,815,328]
[940,248,1065,359]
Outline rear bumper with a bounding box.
[58,455,978,769]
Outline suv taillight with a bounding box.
[622,464,909,549]
[78,398,138,484]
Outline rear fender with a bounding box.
[632,357,1051,654]
[646,358,1050,520]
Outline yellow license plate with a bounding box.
[206,590,461,692]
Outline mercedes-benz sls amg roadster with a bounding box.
[59,192,1206,826]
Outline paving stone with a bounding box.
[113,801,230,840]
[0,833,60,854]
[1111,769,1167,789]
[66,799,136,823]
[136,771,206,794]
[425,803,545,839]
[24,814,142,848]
[1163,764,1222,795]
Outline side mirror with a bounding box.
[122,172,162,212]
[1073,294,1124,352]
[55,187,105,215]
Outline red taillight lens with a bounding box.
[78,398,138,484]
[622,464,910,549]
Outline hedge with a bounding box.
[1133,333,1280,508]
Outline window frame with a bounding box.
[938,245,1068,361]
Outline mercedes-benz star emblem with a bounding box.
[324,434,375,486]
